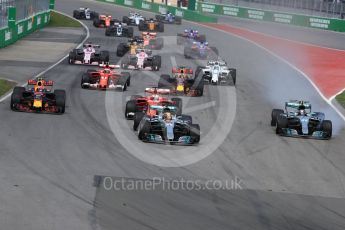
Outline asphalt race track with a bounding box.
[0,0,345,229]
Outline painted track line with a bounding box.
[0,10,89,103]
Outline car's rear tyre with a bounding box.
[133,112,145,131]
[152,55,161,71]
[157,22,164,32]
[10,86,25,110]
[271,109,284,126]
[276,116,288,134]
[125,100,136,119]
[81,73,90,89]
[190,124,200,143]
[180,114,192,124]
[229,68,236,85]
[116,43,126,57]
[175,17,182,25]
[122,16,130,24]
[54,89,66,114]
[127,27,134,38]
[321,120,332,139]
[138,21,146,31]
[138,120,150,140]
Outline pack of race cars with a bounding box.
[8,8,333,143]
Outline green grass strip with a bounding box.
[0,79,16,97]
[336,90,345,108]
[48,11,82,27]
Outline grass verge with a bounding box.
[336,91,345,108]
[48,11,81,27]
[0,79,16,97]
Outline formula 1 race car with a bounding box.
[93,14,119,27]
[134,102,200,144]
[81,64,130,91]
[196,60,236,85]
[105,22,133,37]
[116,38,145,57]
[120,49,161,71]
[73,8,98,20]
[271,100,332,139]
[10,78,66,114]
[158,66,204,96]
[155,12,182,25]
[184,42,218,60]
[177,29,206,45]
[125,88,182,120]
[138,19,164,32]
[122,12,145,26]
[68,42,109,65]
[141,32,164,50]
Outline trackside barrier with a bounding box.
[0,10,51,49]
[96,0,218,23]
[197,2,345,32]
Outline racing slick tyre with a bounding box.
[175,17,182,25]
[138,120,151,140]
[276,116,288,134]
[171,97,182,115]
[195,66,204,79]
[81,74,90,89]
[152,55,161,71]
[194,75,204,96]
[180,115,192,124]
[155,15,164,22]
[158,74,171,88]
[93,18,100,27]
[54,89,66,114]
[157,22,164,32]
[116,43,126,57]
[127,27,134,38]
[133,112,145,131]
[321,120,332,139]
[229,68,236,85]
[73,10,80,19]
[190,124,200,143]
[138,21,147,31]
[100,51,110,63]
[125,100,137,119]
[271,109,284,126]
[68,52,76,64]
[90,12,99,20]
[122,16,130,24]
[121,72,131,86]
[197,34,206,43]
[10,86,25,110]
[105,29,111,36]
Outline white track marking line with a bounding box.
[0,10,89,103]
[191,23,345,122]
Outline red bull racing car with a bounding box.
[158,66,204,96]
[10,78,66,114]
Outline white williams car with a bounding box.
[73,8,98,20]
[196,60,236,85]
[122,12,145,26]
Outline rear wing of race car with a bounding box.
[145,87,171,95]
[135,48,152,55]
[99,64,120,69]
[142,32,157,37]
[83,43,101,48]
[207,60,227,66]
[172,67,193,74]
[28,79,53,86]
[285,100,311,110]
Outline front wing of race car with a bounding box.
[278,128,331,140]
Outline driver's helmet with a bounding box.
[103,69,111,74]
[133,41,137,45]
[163,111,172,121]
[87,47,93,52]
[152,94,160,101]
[298,104,306,116]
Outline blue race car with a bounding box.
[155,12,182,25]
[177,29,206,45]
[271,100,332,139]
[184,41,218,60]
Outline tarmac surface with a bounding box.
[0,0,344,229]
